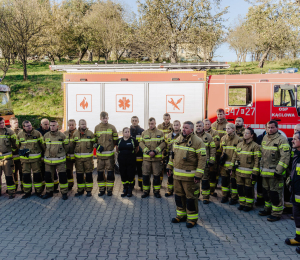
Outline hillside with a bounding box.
[3,59,300,128]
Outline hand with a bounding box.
[274,172,281,179]
[251,174,258,182]
[167,169,172,177]
[194,177,201,183]
[149,151,155,158]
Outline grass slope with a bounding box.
[2,59,300,128]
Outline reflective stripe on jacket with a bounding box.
[74,128,95,160]
[167,133,207,181]
[196,131,216,164]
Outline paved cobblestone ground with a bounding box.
[0,170,298,260]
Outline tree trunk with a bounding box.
[87,50,93,62]
[258,47,271,68]
[22,58,27,80]
[57,55,62,62]
[77,48,88,65]
[170,42,177,63]
[48,54,55,65]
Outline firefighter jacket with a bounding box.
[220,133,242,169]
[167,131,181,154]
[289,149,300,205]
[0,127,17,161]
[229,138,261,177]
[12,128,22,161]
[73,128,95,160]
[130,125,144,162]
[212,118,228,141]
[94,123,118,159]
[260,132,290,178]
[44,131,67,165]
[236,126,245,138]
[64,129,77,160]
[17,129,43,163]
[158,122,173,139]
[139,127,166,162]
[196,131,216,165]
[206,128,221,152]
[167,133,207,181]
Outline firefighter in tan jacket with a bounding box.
[94,111,118,197]
[64,119,77,190]
[259,120,290,222]
[158,113,174,183]
[219,123,242,204]
[17,120,44,199]
[165,120,181,197]
[195,121,216,204]
[10,117,23,192]
[204,119,220,196]
[167,121,207,228]
[139,117,166,198]
[229,127,261,211]
[0,117,17,198]
[43,120,69,200]
[74,119,95,197]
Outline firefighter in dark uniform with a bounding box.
[285,132,300,253]
[130,116,144,190]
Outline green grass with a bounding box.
[2,59,300,128]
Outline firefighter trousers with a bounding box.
[142,160,162,194]
[22,161,43,194]
[136,158,143,188]
[236,175,254,207]
[0,159,15,195]
[221,169,238,200]
[66,159,75,189]
[45,163,68,195]
[119,159,135,188]
[201,168,210,200]
[97,156,115,192]
[13,159,23,191]
[174,179,199,223]
[210,153,221,194]
[293,204,300,242]
[262,177,284,217]
[75,158,94,192]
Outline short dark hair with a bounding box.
[236,117,244,122]
[294,132,300,139]
[268,120,278,128]
[148,117,156,123]
[163,113,171,117]
[183,121,194,129]
[22,120,31,127]
[0,117,4,123]
[216,108,225,114]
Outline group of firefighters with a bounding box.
[1,108,300,251]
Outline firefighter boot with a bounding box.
[127,185,133,197]
[22,192,31,199]
[285,238,300,246]
[62,193,68,200]
[141,192,149,198]
[121,184,128,197]
[42,192,53,199]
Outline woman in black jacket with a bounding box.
[285,132,300,253]
[116,127,139,197]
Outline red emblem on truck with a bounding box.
[118,97,131,110]
[80,97,88,110]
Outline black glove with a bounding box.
[194,176,201,181]
[219,153,228,166]
[145,149,151,155]
[163,150,168,156]
[96,145,104,153]
[19,149,30,158]
[152,150,157,155]
[251,174,258,182]
[226,169,231,175]
[274,172,281,179]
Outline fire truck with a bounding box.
[50,63,298,138]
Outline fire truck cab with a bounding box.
[207,74,300,138]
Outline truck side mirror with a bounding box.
[274,86,280,93]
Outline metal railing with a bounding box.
[49,62,230,72]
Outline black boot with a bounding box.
[22,192,31,199]
[221,197,228,203]
[98,190,105,197]
[127,187,132,197]
[86,191,92,197]
[75,191,84,197]
[121,184,128,197]
[53,183,59,193]
[154,192,161,198]
[42,192,53,199]
[141,192,149,198]
[62,194,68,200]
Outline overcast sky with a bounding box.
[120,0,252,62]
